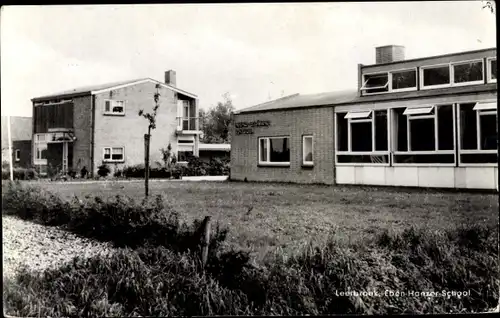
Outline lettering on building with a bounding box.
[235,120,271,135]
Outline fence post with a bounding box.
[201,216,212,269]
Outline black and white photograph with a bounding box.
[1,1,499,316]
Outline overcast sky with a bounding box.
[1,2,496,117]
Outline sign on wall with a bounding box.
[235,120,271,135]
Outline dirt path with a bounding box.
[2,215,114,279]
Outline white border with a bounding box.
[302,135,314,166]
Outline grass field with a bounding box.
[30,180,498,260]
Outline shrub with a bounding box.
[97,164,111,178]
[1,167,38,180]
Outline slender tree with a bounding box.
[139,84,161,197]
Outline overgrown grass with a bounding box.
[4,225,498,316]
[2,181,498,315]
[1,181,228,253]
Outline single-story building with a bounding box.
[1,116,33,168]
[230,46,498,190]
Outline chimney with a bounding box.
[375,45,405,64]
[165,70,176,86]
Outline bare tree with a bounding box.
[138,84,161,197]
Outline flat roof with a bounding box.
[198,143,231,151]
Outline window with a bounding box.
[452,60,483,85]
[15,149,20,162]
[361,73,389,94]
[421,65,450,88]
[335,110,389,164]
[391,69,417,91]
[487,58,497,83]
[178,151,193,162]
[34,134,48,163]
[104,100,125,115]
[458,102,497,164]
[393,105,455,164]
[302,135,313,166]
[178,139,194,144]
[258,137,290,165]
[103,147,124,162]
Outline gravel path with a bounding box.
[2,216,115,279]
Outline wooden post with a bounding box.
[144,132,150,197]
[201,216,212,269]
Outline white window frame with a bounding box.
[103,99,126,116]
[335,110,390,166]
[302,135,314,166]
[420,63,452,90]
[420,59,485,90]
[33,133,48,165]
[360,72,389,95]
[360,68,418,96]
[258,136,290,166]
[487,57,497,83]
[450,59,484,87]
[103,147,125,162]
[177,142,195,163]
[390,67,418,93]
[457,100,498,167]
[392,105,456,167]
[14,149,20,162]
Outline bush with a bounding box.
[97,164,111,178]
[1,167,38,180]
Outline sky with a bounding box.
[0,2,496,117]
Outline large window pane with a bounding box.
[375,111,388,151]
[453,61,483,83]
[460,103,478,150]
[423,66,450,86]
[394,109,407,151]
[269,138,290,162]
[392,70,416,90]
[480,114,497,150]
[437,105,454,150]
[259,139,268,162]
[337,113,348,151]
[410,118,435,151]
[351,122,372,152]
[112,147,124,160]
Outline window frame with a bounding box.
[14,149,20,162]
[391,105,456,167]
[33,133,48,165]
[457,100,498,167]
[335,110,390,166]
[360,72,390,95]
[102,146,125,163]
[103,99,126,116]
[450,59,484,87]
[487,57,497,83]
[420,63,452,90]
[258,136,291,167]
[390,67,418,93]
[302,135,314,166]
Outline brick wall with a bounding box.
[230,107,335,184]
[72,95,93,173]
[93,81,179,175]
[12,140,32,168]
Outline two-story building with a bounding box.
[231,46,498,190]
[31,70,201,177]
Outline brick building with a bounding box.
[231,46,498,190]
[31,71,201,177]
[1,116,32,168]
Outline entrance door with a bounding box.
[47,143,63,176]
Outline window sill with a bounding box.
[257,163,290,168]
[103,112,125,116]
[301,163,314,169]
[103,160,125,163]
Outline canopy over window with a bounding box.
[403,106,434,116]
[473,102,497,111]
[344,111,372,119]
